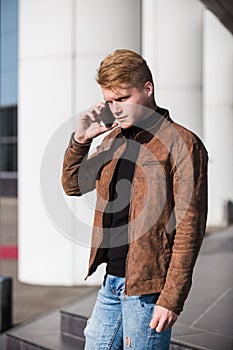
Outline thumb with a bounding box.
[100,122,118,133]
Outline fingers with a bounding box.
[100,121,118,132]
[156,319,166,333]
[86,106,101,122]
[75,102,117,142]
[150,306,178,333]
[150,316,168,333]
[150,316,159,329]
[82,103,105,123]
[151,318,173,333]
[156,319,171,333]
[84,120,118,141]
[91,102,105,119]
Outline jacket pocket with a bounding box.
[140,158,170,185]
[158,228,173,267]
[139,293,160,306]
[142,160,167,167]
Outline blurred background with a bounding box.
[0,0,233,348]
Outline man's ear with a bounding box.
[144,81,154,97]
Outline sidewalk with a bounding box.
[171,225,233,349]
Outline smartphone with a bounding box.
[100,103,115,127]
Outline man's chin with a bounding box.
[119,122,132,129]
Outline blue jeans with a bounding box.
[84,274,171,350]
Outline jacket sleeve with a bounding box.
[62,131,118,196]
[156,141,208,315]
[62,132,110,196]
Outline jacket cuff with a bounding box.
[68,132,92,155]
[156,293,182,315]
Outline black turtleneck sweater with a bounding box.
[104,107,165,277]
[105,126,141,277]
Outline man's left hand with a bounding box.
[150,305,178,332]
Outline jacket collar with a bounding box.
[120,106,172,144]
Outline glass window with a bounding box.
[0,106,18,173]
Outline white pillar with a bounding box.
[142,0,204,138]
[73,0,141,285]
[74,0,141,111]
[18,0,75,285]
[203,10,233,227]
[18,0,141,285]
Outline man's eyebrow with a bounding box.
[105,95,130,103]
[115,95,130,101]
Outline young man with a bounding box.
[62,49,208,350]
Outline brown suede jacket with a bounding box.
[62,110,208,315]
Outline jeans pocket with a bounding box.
[139,293,160,308]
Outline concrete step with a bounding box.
[170,342,207,350]
[3,285,213,350]
[60,289,98,340]
[5,310,85,350]
[60,290,206,350]
[60,289,196,350]
[0,333,7,349]
[4,288,99,350]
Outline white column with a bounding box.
[142,0,204,138]
[203,10,233,227]
[73,0,141,285]
[74,0,141,111]
[18,0,75,285]
[18,0,141,285]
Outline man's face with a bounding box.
[102,83,154,129]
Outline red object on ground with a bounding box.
[0,246,18,259]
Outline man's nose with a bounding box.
[112,101,122,116]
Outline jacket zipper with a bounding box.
[123,141,138,300]
[123,192,132,300]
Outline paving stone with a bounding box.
[171,227,233,350]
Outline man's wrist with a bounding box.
[72,133,92,145]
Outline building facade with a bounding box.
[1,0,233,286]
[0,0,18,196]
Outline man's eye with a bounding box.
[119,96,129,102]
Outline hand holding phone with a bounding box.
[74,102,117,143]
